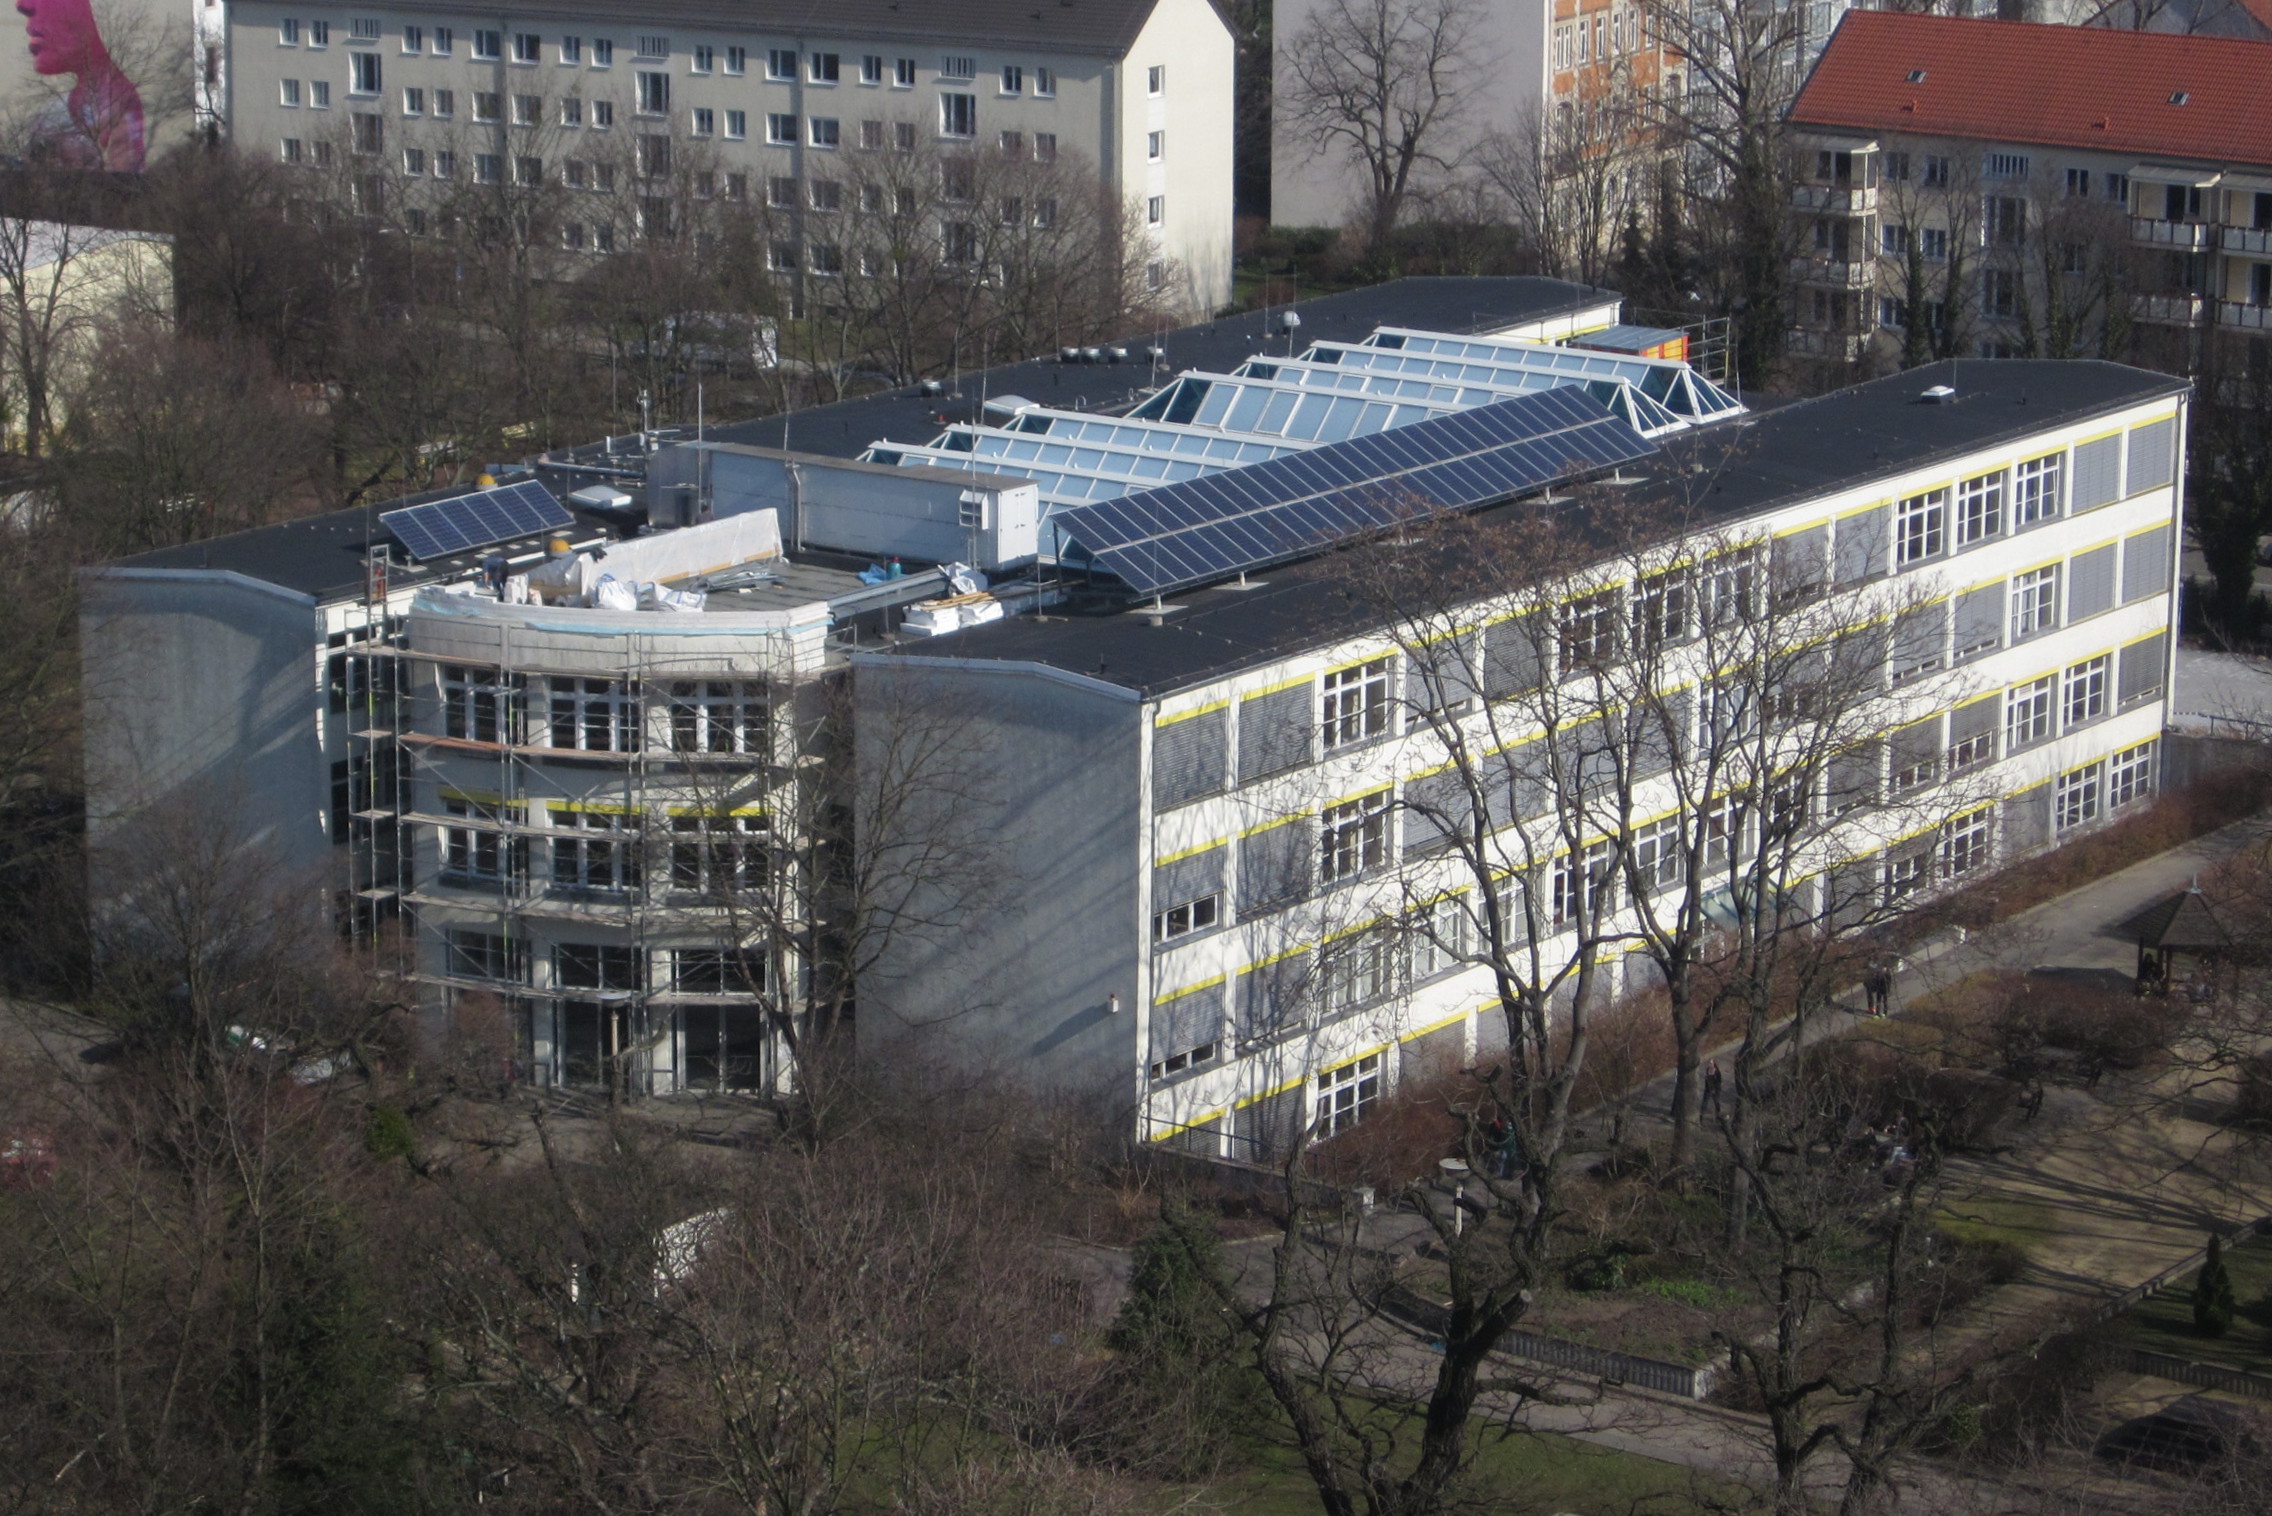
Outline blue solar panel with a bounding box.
[381,481,574,562]
[1053,387,1654,598]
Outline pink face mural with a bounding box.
[16,0,145,170]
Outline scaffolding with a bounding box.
[374,605,799,1102]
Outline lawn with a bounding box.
[1935,1192,2066,1254]
[2105,1232,2272,1376]
[1189,1424,1759,1515]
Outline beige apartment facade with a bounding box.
[219,0,1234,313]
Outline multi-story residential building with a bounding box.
[1786,13,2272,374]
[217,0,1236,312]
[855,356,2185,1151]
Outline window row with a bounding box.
[437,801,768,897]
[439,668,769,754]
[442,933,768,997]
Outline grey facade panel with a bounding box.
[1949,693,1998,748]
[2122,525,2172,604]
[1834,506,1889,583]
[2068,543,2116,621]
[1238,683,1313,783]
[1153,843,1227,909]
[2004,782,2052,855]
[1412,631,1482,713]
[2126,417,2175,496]
[2072,434,2122,512]
[2120,633,2167,705]
[1235,954,1314,1044]
[1239,815,1314,911]
[1150,983,1226,1063]
[1403,766,1468,854]
[1953,582,2004,660]
[1153,706,1228,809]
[1772,524,1829,600]
[1891,600,1950,675]
[1481,614,1545,700]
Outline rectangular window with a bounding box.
[1918,226,1949,263]
[861,54,884,84]
[636,71,669,114]
[447,929,527,984]
[559,96,581,126]
[1151,891,1221,944]
[1147,129,1163,161]
[691,107,714,135]
[1320,932,1396,1015]
[809,52,839,83]
[895,120,917,151]
[767,48,796,80]
[636,35,668,59]
[472,29,501,60]
[1551,841,1615,927]
[440,799,517,886]
[2065,167,2091,198]
[1321,658,1392,749]
[725,109,746,139]
[560,35,580,64]
[941,92,975,137]
[2108,740,2156,808]
[1631,817,1682,895]
[1984,151,2030,181]
[280,136,304,163]
[402,86,425,114]
[433,88,454,118]
[402,146,425,175]
[1034,131,1057,162]
[2006,676,2054,751]
[2055,763,2103,832]
[767,113,796,145]
[557,944,643,992]
[472,91,500,122]
[2010,565,2059,641]
[1147,195,1164,224]
[431,26,452,55]
[1321,792,1392,883]
[281,78,301,107]
[942,54,976,79]
[511,31,539,63]
[2105,171,2129,205]
[2014,453,2062,525]
[769,241,798,272]
[691,44,713,74]
[1895,488,1945,565]
[1923,154,1950,187]
[513,93,542,126]
[1942,808,1993,878]
[726,46,746,75]
[550,808,642,891]
[668,814,765,895]
[1001,64,1023,94]
[809,178,842,212]
[309,20,329,47]
[550,677,641,752]
[433,148,455,177]
[809,116,839,147]
[1315,1053,1381,1137]
[591,100,612,128]
[1955,470,2003,547]
[2062,654,2108,728]
[998,129,1022,157]
[513,153,544,185]
[350,51,380,93]
[280,18,299,44]
[1884,850,1929,904]
[1559,589,1619,667]
[310,80,330,108]
[1147,63,1165,95]
[1034,67,1056,96]
[895,57,917,87]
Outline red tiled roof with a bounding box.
[1789,12,2272,169]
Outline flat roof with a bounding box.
[299,0,1173,55]
[707,278,1616,461]
[884,359,2188,697]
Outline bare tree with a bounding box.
[1279,0,1485,264]
[1475,68,1652,288]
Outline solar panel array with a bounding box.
[1053,386,1655,598]
[381,481,574,562]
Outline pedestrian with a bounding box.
[2022,1083,2045,1122]
[1863,959,1893,1017]
[1495,1120,1524,1181]
[1702,1058,1724,1114]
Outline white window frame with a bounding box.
[1151,890,1222,945]
[1320,658,1392,750]
[1321,792,1392,884]
[1955,470,2003,547]
[2006,677,2053,750]
[549,677,641,753]
[2054,763,2104,832]
[551,808,642,891]
[2063,654,2108,728]
[2014,453,2062,525]
[1895,488,1945,566]
[1315,1053,1382,1137]
[2108,740,2155,808]
[2010,565,2059,641]
[1941,808,1992,877]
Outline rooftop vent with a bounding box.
[1920,384,1957,405]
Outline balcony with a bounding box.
[2131,217,2215,251]
[1791,255,1874,289]
[2221,225,2272,256]
[2133,293,2209,325]
[1792,183,1878,216]
[1787,329,1871,362]
[2218,301,2272,332]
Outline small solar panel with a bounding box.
[1054,387,1654,598]
[381,481,574,562]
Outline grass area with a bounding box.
[1935,1192,2066,1254]
[2106,1233,2272,1376]
[1189,1423,1758,1515]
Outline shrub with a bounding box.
[2197,1234,2238,1338]
[364,1104,415,1161]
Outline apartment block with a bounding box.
[1787,13,2272,372]
[220,0,1235,312]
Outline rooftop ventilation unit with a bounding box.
[1920,384,1957,404]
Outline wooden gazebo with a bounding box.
[2111,888,2234,996]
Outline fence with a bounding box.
[2114,1348,2272,1400]
[1383,1285,1722,1400]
